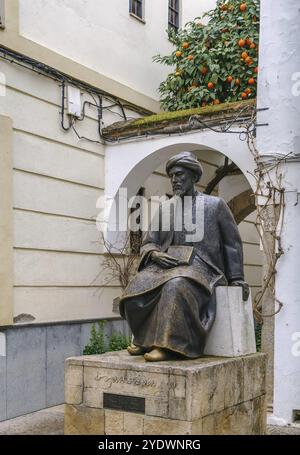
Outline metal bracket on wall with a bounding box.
[253,107,270,136]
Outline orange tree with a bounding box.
[153,0,259,111]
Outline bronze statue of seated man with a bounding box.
[119,152,249,362]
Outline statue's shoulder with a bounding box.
[199,192,223,207]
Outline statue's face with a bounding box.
[169,166,197,196]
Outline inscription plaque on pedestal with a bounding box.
[103,393,145,414]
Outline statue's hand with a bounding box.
[230,280,250,301]
[151,251,179,269]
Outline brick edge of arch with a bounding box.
[227,189,256,225]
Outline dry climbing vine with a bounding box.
[245,117,285,323]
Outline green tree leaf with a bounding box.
[154,0,259,110]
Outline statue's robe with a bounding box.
[119,192,244,358]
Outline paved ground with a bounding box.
[0,405,64,435]
[267,425,300,435]
[0,406,300,435]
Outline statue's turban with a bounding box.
[166,152,203,182]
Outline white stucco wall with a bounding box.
[257,0,300,156]
[19,0,217,101]
[181,0,217,25]
[0,58,129,324]
[271,163,300,425]
[257,0,300,424]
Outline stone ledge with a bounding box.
[102,100,255,140]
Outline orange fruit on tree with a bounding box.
[213,99,220,105]
[187,55,194,61]
[241,51,248,59]
[241,92,248,99]
[250,43,256,49]
[248,78,255,85]
[235,78,241,85]
[182,42,189,49]
[245,56,252,64]
[240,3,247,12]
[207,82,214,89]
[246,38,252,46]
[175,51,182,58]
[201,66,208,75]
[247,59,253,66]
[245,88,251,94]
[227,75,233,83]
[238,39,246,47]
[254,67,259,73]
[220,4,228,11]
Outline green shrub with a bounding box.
[83,320,131,355]
[83,321,106,355]
[108,331,132,352]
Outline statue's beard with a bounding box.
[173,188,184,196]
[173,187,189,197]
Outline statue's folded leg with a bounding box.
[123,276,216,359]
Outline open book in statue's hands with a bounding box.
[166,246,194,266]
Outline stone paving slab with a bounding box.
[0,405,64,435]
[267,425,300,435]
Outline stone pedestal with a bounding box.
[64,351,266,435]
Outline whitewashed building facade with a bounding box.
[0,0,298,427]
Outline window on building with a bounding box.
[129,0,144,20]
[168,0,180,31]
